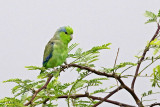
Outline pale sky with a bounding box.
[0,0,160,107]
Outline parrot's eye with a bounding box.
[65,32,68,34]
[50,42,54,45]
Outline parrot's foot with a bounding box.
[64,62,69,69]
[60,63,69,72]
[60,66,66,72]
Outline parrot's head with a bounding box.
[56,26,73,44]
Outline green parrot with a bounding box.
[42,26,73,73]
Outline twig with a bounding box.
[113,48,120,90]
[92,86,122,107]
[113,48,120,72]
[131,23,160,90]
[24,75,53,106]
[122,75,151,78]
[121,65,135,75]
[138,59,158,75]
[150,102,160,107]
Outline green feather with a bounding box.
[42,26,73,72]
[43,40,54,67]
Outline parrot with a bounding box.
[41,26,73,73]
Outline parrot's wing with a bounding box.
[43,41,54,67]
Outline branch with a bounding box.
[62,63,143,106]
[24,63,138,106]
[65,63,115,78]
[116,75,143,106]
[89,95,136,107]
[131,23,160,89]
[150,102,160,107]
[43,93,135,107]
[24,75,53,106]
[92,86,122,107]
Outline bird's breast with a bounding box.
[47,43,68,67]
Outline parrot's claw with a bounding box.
[64,64,69,69]
[60,63,69,72]
[64,61,69,69]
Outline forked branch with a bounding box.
[131,23,160,89]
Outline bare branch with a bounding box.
[113,48,120,72]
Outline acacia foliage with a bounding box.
[0,10,160,107]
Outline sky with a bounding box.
[0,0,160,107]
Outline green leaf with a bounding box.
[102,62,136,73]
[25,66,46,71]
[73,80,88,89]
[0,97,23,106]
[70,43,111,65]
[90,88,108,95]
[151,65,160,87]
[141,90,160,100]
[68,43,79,53]
[142,90,153,97]
[158,10,160,17]
[12,85,21,94]
[21,93,28,103]
[87,78,108,86]
[74,100,95,107]
[153,48,160,55]
[144,11,156,18]
[145,18,157,24]
[88,43,111,52]
[150,39,160,55]
[3,78,22,84]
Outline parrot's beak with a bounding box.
[71,34,73,40]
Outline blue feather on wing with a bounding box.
[43,42,54,67]
[43,52,52,66]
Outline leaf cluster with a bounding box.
[144,10,160,24]
[68,43,111,67]
[151,65,160,88]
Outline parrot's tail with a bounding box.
[40,66,46,74]
[40,70,44,74]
